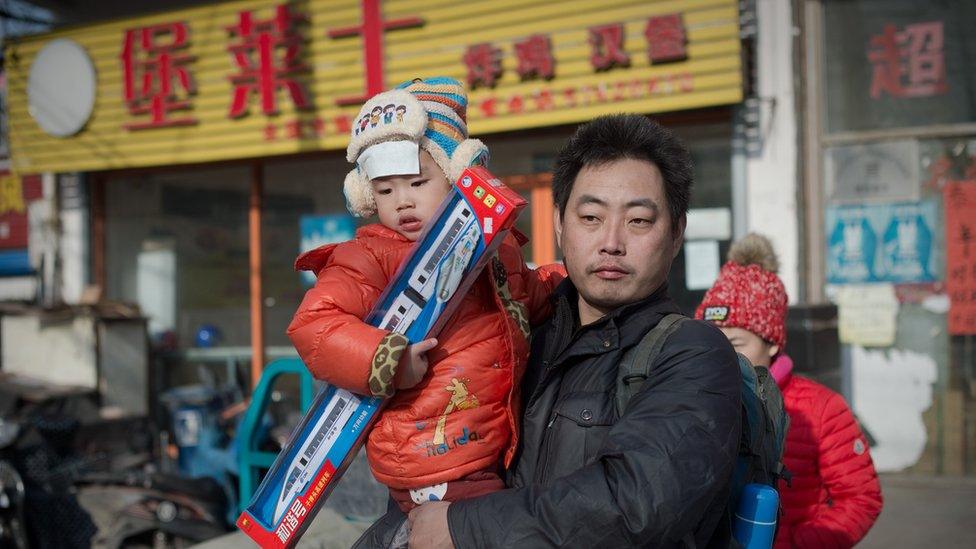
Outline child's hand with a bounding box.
[395,338,438,390]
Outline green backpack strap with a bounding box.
[614,313,688,417]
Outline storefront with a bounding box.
[803,0,976,474]
[5,0,745,387]
[0,171,40,292]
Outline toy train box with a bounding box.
[237,166,527,548]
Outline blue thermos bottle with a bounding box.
[732,483,780,549]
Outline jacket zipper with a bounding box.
[529,295,572,486]
[537,410,559,485]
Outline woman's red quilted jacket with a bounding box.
[287,223,563,490]
[773,354,883,548]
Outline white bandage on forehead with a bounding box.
[358,140,420,180]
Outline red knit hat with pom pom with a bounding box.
[694,233,788,348]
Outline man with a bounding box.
[404,114,742,548]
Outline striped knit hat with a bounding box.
[695,233,789,349]
[343,77,489,217]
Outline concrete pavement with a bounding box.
[859,474,976,548]
[197,473,976,548]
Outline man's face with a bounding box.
[371,150,452,241]
[554,158,685,324]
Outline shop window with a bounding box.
[821,133,976,475]
[105,166,252,387]
[823,0,976,133]
[668,122,734,315]
[263,153,364,347]
[503,174,557,267]
[106,167,251,347]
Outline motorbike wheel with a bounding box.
[0,460,28,549]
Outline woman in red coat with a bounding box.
[697,233,882,548]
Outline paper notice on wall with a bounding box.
[836,283,899,346]
[684,240,720,290]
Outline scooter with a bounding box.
[75,467,230,548]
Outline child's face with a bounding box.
[370,150,452,241]
[719,326,779,367]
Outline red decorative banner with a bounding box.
[0,173,43,250]
[944,180,976,335]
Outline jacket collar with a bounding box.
[294,223,406,273]
[547,278,679,364]
[551,277,676,326]
[355,222,409,241]
[769,353,794,389]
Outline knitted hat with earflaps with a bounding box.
[343,76,489,217]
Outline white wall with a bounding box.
[59,174,89,304]
[2,313,98,387]
[0,277,36,301]
[746,0,801,303]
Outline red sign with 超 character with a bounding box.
[0,173,42,249]
[868,20,948,99]
[944,180,976,335]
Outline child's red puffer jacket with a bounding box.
[772,354,883,548]
[287,223,563,490]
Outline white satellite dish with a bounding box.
[27,38,97,138]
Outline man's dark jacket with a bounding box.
[447,280,742,548]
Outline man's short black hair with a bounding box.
[552,114,693,232]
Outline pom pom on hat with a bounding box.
[728,233,780,273]
[342,77,489,217]
[695,233,788,348]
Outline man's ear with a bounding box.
[768,344,780,360]
[671,215,687,259]
[553,207,563,251]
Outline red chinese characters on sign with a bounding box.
[473,73,693,120]
[868,21,948,99]
[514,34,555,80]
[463,43,504,89]
[645,14,687,63]
[262,115,350,142]
[533,88,555,111]
[460,14,693,86]
[120,22,197,130]
[327,0,424,106]
[589,23,630,71]
[227,5,311,118]
[945,181,976,335]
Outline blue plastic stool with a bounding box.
[237,358,314,511]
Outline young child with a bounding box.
[696,233,882,548]
[287,77,563,515]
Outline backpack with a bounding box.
[614,314,790,516]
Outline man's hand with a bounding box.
[396,338,438,390]
[408,501,454,549]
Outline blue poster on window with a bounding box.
[299,214,357,287]
[826,200,940,284]
[827,213,878,283]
